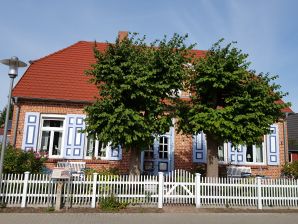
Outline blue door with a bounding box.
[141,128,174,175]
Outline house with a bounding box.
[287,113,298,162]
[10,32,292,177]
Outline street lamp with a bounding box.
[0,57,27,200]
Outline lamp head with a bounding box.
[0,56,27,78]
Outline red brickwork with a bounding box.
[249,121,287,178]
[11,100,287,178]
[11,100,132,173]
[174,130,196,171]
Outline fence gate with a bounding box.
[163,169,196,205]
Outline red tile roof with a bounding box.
[12,41,292,113]
[13,41,206,102]
[13,41,108,102]
[276,99,293,113]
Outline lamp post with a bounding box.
[0,57,27,200]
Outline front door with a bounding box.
[141,128,174,175]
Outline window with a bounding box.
[246,144,264,163]
[228,142,265,165]
[38,116,65,158]
[86,135,96,158]
[218,145,225,162]
[84,135,122,160]
[159,136,169,159]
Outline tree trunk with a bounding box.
[206,134,219,177]
[129,148,141,175]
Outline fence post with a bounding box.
[195,173,201,208]
[158,172,164,208]
[91,173,98,208]
[21,171,30,208]
[256,177,262,209]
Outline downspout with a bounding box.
[12,97,20,147]
[283,112,289,164]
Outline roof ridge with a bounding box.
[32,41,87,63]
[31,41,205,64]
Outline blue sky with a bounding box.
[0,0,297,112]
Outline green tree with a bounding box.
[177,40,290,177]
[85,33,194,174]
[282,161,298,179]
[0,105,13,127]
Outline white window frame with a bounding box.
[158,135,170,160]
[84,137,121,160]
[38,114,66,159]
[84,134,98,159]
[218,143,228,164]
[243,141,266,165]
[225,137,267,166]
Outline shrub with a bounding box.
[2,145,47,174]
[84,167,120,176]
[99,194,128,211]
[282,161,298,179]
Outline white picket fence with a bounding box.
[1,170,298,209]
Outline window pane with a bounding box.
[246,145,253,162]
[41,131,50,153]
[111,147,119,157]
[87,136,95,157]
[163,152,168,159]
[98,142,106,157]
[218,145,224,161]
[256,144,263,162]
[159,152,163,158]
[164,137,168,144]
[158,137,169,159]
[43,119,63,127]
[52,131,62,155]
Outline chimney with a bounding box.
[118,31,128,42]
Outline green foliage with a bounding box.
[178,39,290,145]
[46,207,55,212]
[0,105,13,127]
[85,32,194,150]
[282,161,298,179]
[99,194,128,211]
[190,164,206,177]
[0,201,7,208]
[84,167,120,176]
[2,145,47,174]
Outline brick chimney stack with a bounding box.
[118,31,128,42]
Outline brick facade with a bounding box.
[11,100,288,178]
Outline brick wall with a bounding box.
[174,131,196,171]
[11,100,132,173]
[172,121,288,178]
[11,100,287,178]
[249,121,287,178]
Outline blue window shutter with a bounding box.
[228,143,246,164]
[192,132,207,163]
[64,114,86,159]
[267,124,280,165]
[22,112,40,151]
[235,145,246,164]
[108,145,122,160]
[227,142,235,163]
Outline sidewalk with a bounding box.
[1,206,298,213]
